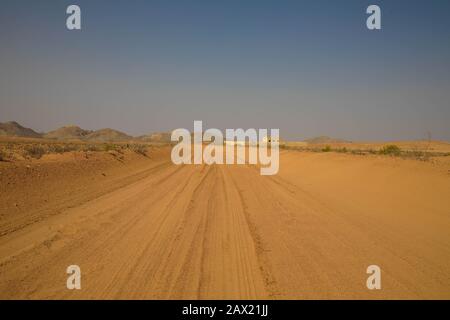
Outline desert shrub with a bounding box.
[403,150,430,161]
[351,149,364,155]
[102,143,122,152]
[379,145,401,156]
[64,144,76,152]
[336,147,347,153]
[83,144,101,152]
[322,145,332,152]
[47,144,65,154]
[0,149,5,161]
[46,144,80,154]
[130,144,148,156]
[23,145,46,159]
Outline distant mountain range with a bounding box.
[0,121,42,138]
[0,121,170,143]
[304,136,350,144]
[44,125,93,140]
[1,121,352,144]
[83,128,133,142]
[137,132,172,143]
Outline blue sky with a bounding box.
[1,0,449,140]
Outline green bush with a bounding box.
[379,145,401,156]
[322,145,332,152]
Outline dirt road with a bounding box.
[0,148,449,299]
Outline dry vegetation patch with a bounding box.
[0,139,150,161]
[281,141,450,161]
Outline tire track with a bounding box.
[221,165,277,298]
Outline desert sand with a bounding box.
[0,144,449,299]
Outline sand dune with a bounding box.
[0,147,449,299]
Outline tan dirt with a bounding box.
[0,147,449,299]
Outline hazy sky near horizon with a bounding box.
[1,0,450,140]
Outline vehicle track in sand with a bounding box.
[0,149,449,299]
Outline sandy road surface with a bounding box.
[0,149,449,299]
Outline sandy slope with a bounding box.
[0,148,449,299]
